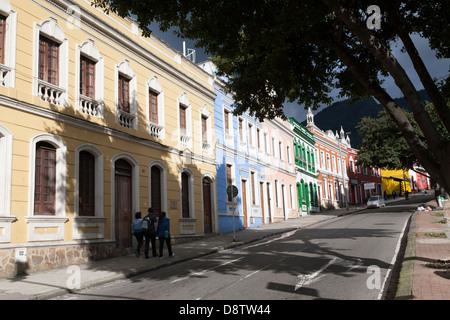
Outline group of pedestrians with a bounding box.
[131,208,174,260]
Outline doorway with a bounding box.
[114,159,132,248]
[203,177,213,234]
[241,179,248,228]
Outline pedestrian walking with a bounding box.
[131,212,144,257]
[142,207,158,258]
[405,190,409,200]
[157,211,174,259]
[392,190,396,199]
[383,190,387,200]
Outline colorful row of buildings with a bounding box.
[0,0,430,277]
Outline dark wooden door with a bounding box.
[203,178,212,234]
[151,166,162,214]
[241,179,248,228]
[266,183,272,223]
[115,173,132,248]
[260,182,265,224]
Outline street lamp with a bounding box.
[338,131,351,211]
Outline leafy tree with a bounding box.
[91,0,450,194]
[357,102,449,171]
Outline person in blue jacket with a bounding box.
[131,211,144,257]
[156,211,174,259]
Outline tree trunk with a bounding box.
[321,0,450,195]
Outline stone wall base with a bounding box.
[0,242,129,279]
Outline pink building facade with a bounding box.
[260,118,298,222]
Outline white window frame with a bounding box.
[200,105,212,154]
[0,0,17,88]
[0,123,14,243]
[33,18,69,107]
[178,92,192,148]
[76,39,104,118]
[26,133,68,242]
[115,59,138,130]
[146,77,165,139]
[148,160,168,214]
[223,106,234,147]
[73,144,105,240]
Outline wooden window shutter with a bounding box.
[80,56,96,98]
[119,75,130,113]
[39,36,59,85]
[34,143,56,215]
[0,16,5,65]
[202,115,208,143]
[179,105,187,134]
[79,151,95,216]
[149,90,158,123]
[224,110,229,134]
[181,172,190,218]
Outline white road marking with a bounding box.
[295,258,337,291]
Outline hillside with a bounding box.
[301,90,430,148]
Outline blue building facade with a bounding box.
[200,61,266,234]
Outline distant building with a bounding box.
[409,165,431,192]
[305,108,350,210]
[347,148,383,204]
[289,117,320,214]
[381,169,411,196]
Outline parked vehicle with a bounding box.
[367,196,386,208]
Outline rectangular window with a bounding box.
[118,75,130,113]
[0,15,5,65]
[257,128,261,149]
[39,36,59,85]
[180,105,187,134]
[80,56,96,99]
[248,123,253,145]
[251,172,256,205]
[34,143,56,215]
[149,90,158,123]
[79,151,95,216]
[238,118,244,141]
[202,115,208,143]
[224,109,230,135]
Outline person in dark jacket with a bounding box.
[142,207,158,258]
[156,211,174,259]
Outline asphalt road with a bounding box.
[53,197,427,301]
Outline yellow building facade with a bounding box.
[381,169,412,195]
[0,0,217,277]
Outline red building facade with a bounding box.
[347,147,383,204]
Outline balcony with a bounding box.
[148,121,164,139]
[0,64,11,87]
[37,79,66,106]
[117,109,136,129]
[79,94,102,117]
[180,132,192,148]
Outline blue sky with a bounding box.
[149,23,450,123]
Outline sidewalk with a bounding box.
[0,194,439,300]
[0,207,361,300]
[395,198,450,300]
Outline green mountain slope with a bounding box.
[301,90,430,148]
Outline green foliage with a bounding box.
[356,102,449,170]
